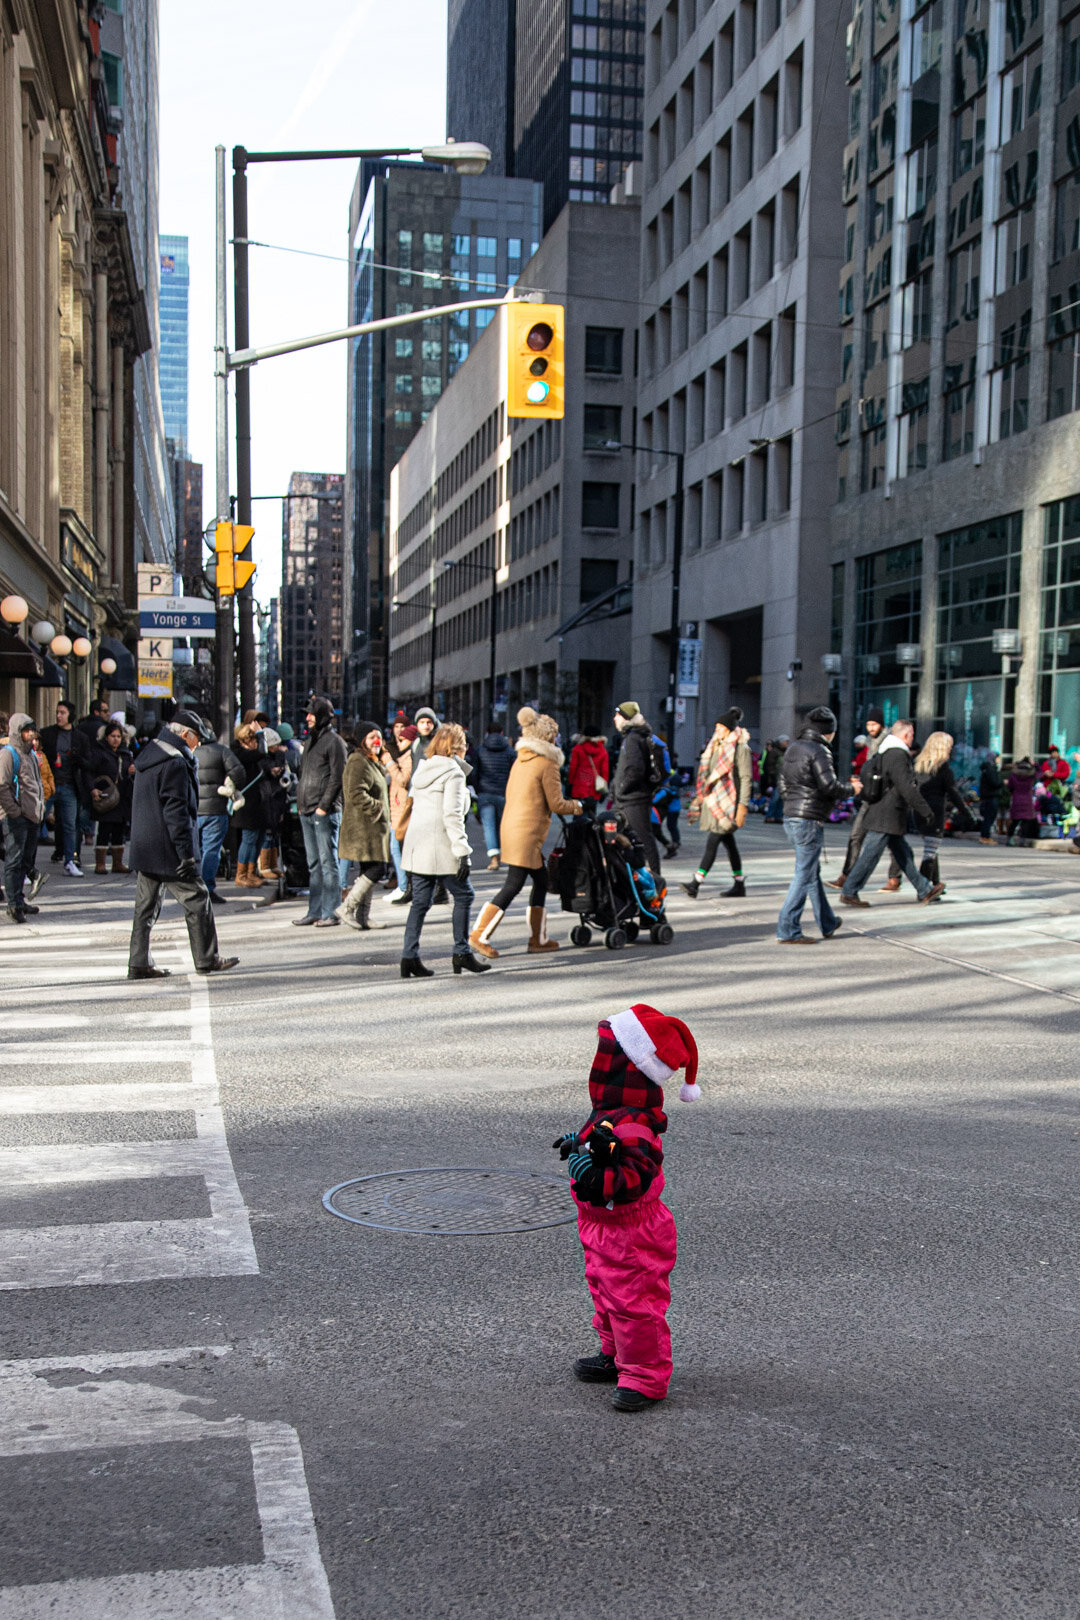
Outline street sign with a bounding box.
[138,638,173,662]
[139,596,217,637]
[137,660,173,698]
[137,565,178,598]
[677,637,702,698]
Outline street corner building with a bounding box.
[831,0,1080,765]
[386,198,642,737]
[0,0,172,722]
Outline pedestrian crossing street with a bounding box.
[0,920,336,1617]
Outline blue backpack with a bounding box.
[4,742,19,803]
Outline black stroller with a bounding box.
[548,807,674,950]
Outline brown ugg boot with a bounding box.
[469,902,504,959]
[111,847,130,874]
[94,848,108,874]
[527,906,559,953]
[258,847,282,878]
[486,855,500,872]
[235,862,258,888]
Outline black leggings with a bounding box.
[492,863,548,910]
[697,831,742,877]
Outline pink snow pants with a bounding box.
[577,1196,677,1400]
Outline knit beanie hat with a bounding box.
[867,706,885,726]
[517,705,558,744]
[616,700,641,720]
[608,1004,701,1102]
[717,706,743,731]
[401,724,419,742]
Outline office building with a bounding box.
[388,200,640,736]
[447,0,647,227]
[831,0,1080,762]
[159,235,189,447]
[173,457,204,589]
[281,472,345,725]
[631,0,847,758]
[345,162,543,721]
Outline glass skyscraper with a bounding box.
[158,233,189,447]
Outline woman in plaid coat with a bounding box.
[553,1004,699,1413]
[682,706,752,899]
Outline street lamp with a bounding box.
[603,440,685,764]
[223,138,491,722]
[443,558,500,730]
[1,595,28,625]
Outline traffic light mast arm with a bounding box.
[228,295,541,371]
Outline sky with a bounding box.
[159,0,449,605]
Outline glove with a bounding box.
[579,796,596,821]
[567,1149,593,1184]
[175,856,198,881]
[587,1121,621,1163]
[456,855,471,882]
[552,1132,579,1160]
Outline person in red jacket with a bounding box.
[553,1003,700,1413]
[567,732,610,801]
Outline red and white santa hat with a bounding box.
[608,1004,701,1102]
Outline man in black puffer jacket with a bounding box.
[776,706,850,944]
[612,701,661,874]
[841,719,943,906]
[127,712,238,978]
[474,725,514,871]
[294,695,348,925]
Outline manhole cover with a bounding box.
[322,1167,574,1236]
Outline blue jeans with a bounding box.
[777,817,839,940]
[238,826,261,864]
[843,830,931,900]
[197,813,228,893]
[389,831,406,889]
[54,781,80,861]
[300,811,340,919]
[402,871,474,958]
[477,794,504,856]
[765,785,783,821]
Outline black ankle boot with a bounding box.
[611,1386,657,1413]
[573,1353,617,1383]
[680,878,700,898]
[452,952,491,974]
[400,957,435,979]
[723,878,746,897]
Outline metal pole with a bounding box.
[429,592,438,711]
[666,451,685,768]
[489,565,498,728]
[232,146,256,714]
[214,145,235,742]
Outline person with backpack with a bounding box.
[0,714,45,922]
[840,720,944,907]
[612,701,662,875]
[826,707,885,890]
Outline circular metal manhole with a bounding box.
[322,1167,575,1236]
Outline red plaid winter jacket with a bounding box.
[571,1021,666,1208]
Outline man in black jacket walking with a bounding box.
[127,712,238,978]
[777,707,850,943]
[841,720,944,906]
[293,695,348,926]
[612,701,661,874]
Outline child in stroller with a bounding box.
[549,805,674,950]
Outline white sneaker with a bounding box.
[64,860,84,878]
[382,887,405,903]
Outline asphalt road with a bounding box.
[3,820,1080,1619]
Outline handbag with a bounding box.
[90,774,121,815]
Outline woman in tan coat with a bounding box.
[469,707,582,958]
[335,724,391,931]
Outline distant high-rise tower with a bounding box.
[281,473,345,725]
[159,234,189,447]
[447,0,646,230]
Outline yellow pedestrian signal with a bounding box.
[213,522,256,595]
[506,301,564,419]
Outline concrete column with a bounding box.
[94,271,110,574]
[1014,503,1044,756]
[110,344,125,586]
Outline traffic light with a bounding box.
[213,522,256,595]
[506,301,565,419]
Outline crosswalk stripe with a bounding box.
[0,1082,216,1114]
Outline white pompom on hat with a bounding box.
[608,1003,701,1101]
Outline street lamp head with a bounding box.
[421,139,491,175]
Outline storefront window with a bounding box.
[936,513,1022,750]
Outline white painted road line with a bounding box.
[0,1081,218,1114]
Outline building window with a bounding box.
[581,482,620,529]
[395,338,413,358]
[583,403,622,449]
[102,51,123,107]
[394,374,413,394]
[1039,495,1080,753]
[584,326,623,373]
[476,236,497,257]
[580,557,619,603]
[854,541,922,725]
[943,360,977,459]
[988,312,1031,442]
[936,513,1022,751]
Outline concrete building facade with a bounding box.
[280,472,345,726]
[388,200,641,738]
[631,0,848,760]
[344,161,543,722]
[831,0,1080,765]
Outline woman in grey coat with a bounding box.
[399,722,489,979]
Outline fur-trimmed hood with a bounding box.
[515,736,564,768]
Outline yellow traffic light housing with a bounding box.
[506,301,565,419]
[213,522,256,595]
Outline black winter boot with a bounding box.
[573,1353,617,1383]
[611,1386,658,1412]
[680,878,700,898]
[722,878,746,897]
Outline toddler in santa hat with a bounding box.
[553,1003,699,1412]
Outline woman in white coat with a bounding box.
[399,722,490,979]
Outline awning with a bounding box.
[0,628,45,680]
[30,654,66,689]
[545,581,633,642]
[100,635,137,689]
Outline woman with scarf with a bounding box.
[681,707,752,898]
